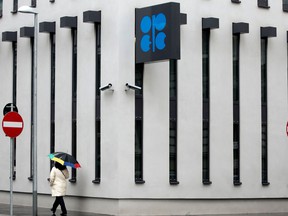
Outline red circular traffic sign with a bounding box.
[2,112,24,138]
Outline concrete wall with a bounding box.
[0,0,288,215]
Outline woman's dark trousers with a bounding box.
[52,196,67,214]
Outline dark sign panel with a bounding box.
[3,103,18,116]
[135,2,185,63]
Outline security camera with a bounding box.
[125,83,141,91]
[99,83,113,91]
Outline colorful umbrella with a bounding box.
[48,152,81,168]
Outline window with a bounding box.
[261,38,269,185]
[231,0,241,3]
[202,29,211,185]
[262,123,268,185]
[258,0,270,8]
[233,35,240,103]
[261,39,267,105]
[93,23,101,183]
[135,63,145,184]
[233,123,240,184]
[202,30,210,102]
[202,121,210,183]
[29,37,35,181]
[284,0,288,13]
[82,11,102,184]
[0,0,3,17]
[60,16,78,183]
[50,33,56,170]
[94,120,101,182]
[12,40,17,137]
[12,0,18,13]
[19,26,37,181]
[39,22,56,170]
[12,41,17,180]
[169,59,178,185]
[31,0,36,7]
[259,26,276,185]
[71,26,78,183]
[233,34,241,185]
[232,22,249,185]
[170,121,177,183]
[2,32,18,180]
[135,120,143,181]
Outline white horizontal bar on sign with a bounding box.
[3,121,23,128]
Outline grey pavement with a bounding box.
[182,214,288,216]
[1,204,288,216]
[202,215,288,216]
[0,203,109,216]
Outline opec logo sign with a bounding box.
[140,13,167,53]
[135,2,186,64]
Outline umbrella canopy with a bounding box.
[48,152,81,168]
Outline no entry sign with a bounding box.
[2,112,24,138]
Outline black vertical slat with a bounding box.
[93,23,101,183]
[202,29,211,185]
[202,121,210,183]
[50,33,56,170]
[283,1,288,12]
[233,34,241,185]
[29,38,35,181]
[82,11,102,184]
[135,95,143,118]
[39,21,56,171]
[12,41,17,180]
[0,0,3,17]
[261,37,269,185]
[135,63,144,184]
[12,0,18,13]
[203,101,209,121]
[169,59,178,185]
[12,41,17,105]
[258,0,269,8]
[70,27,77,183]
[31,0,36,7]
[233,104,240,122]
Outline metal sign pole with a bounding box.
[17,6,38,215]
[2,111,23,216]
[10,104,14,216]
[32,12,38,216]
[10,138,13,216]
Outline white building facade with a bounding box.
[0,0,288,215]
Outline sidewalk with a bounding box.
[1,203,288,216]
[0,203,109,216]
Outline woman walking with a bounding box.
[49,162,69,216]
